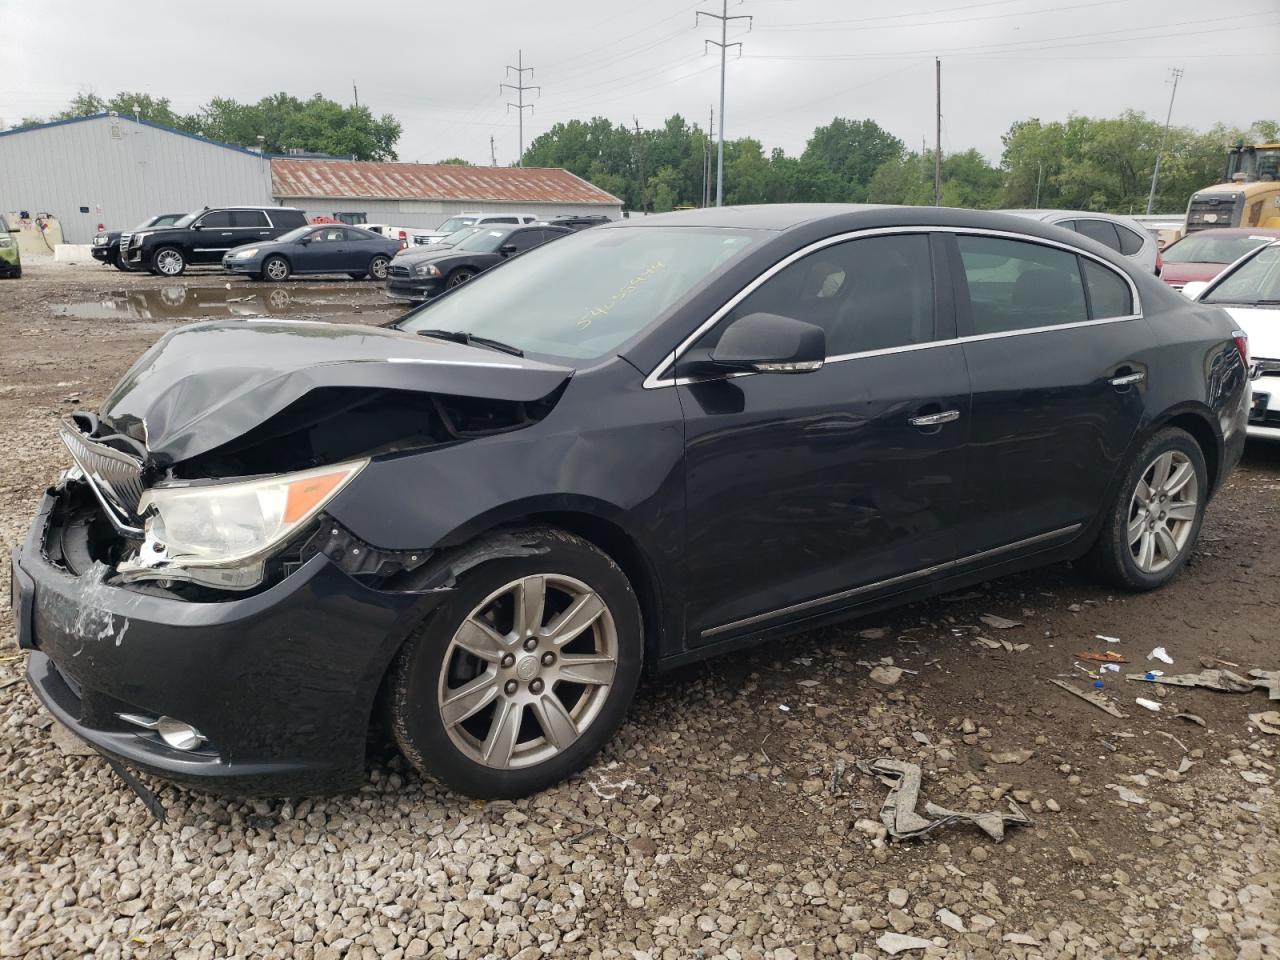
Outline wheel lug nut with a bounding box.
[530,679,544,694]
[501,653,515,668]
[504,680,518,696]
[541,652,555,666]
[523,637,538,651]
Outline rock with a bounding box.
[870,665,904,686]
[888,888,909,908]
[888,909,914,933]
[1068,845,1095,866]
[989,749,1033,765]
[876,933,934,954]
[936,908,966,933]
[969,846,990,863]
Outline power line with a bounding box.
[1147,66,1184,215]
[500,50,540,166]
[699,0,752,207]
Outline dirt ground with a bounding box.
[1,257,1277,960]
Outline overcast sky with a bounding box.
[2,0,1276,166]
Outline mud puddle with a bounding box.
[54,283,406,322]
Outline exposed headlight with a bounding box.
[93,235,108,245]
[233,248,259,259]
[117,460,366,589]
[0,236,11,249]
[135,232,152,242]
[414,261,442,278]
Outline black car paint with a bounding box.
[122,207,309,270]
[91,214,184,266]
[384,224,572,301]
[12,205,1249,794]
[221,227,402,279]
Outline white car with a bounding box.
[1184,240,1280,440]
[1000,209,1159,275]
[415,212,539,245]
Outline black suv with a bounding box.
[92,214,184,271]
[122,206,309,276]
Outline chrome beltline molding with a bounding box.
[700,522,1084,639]
[643,225,1143,389]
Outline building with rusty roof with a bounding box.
[270,158,623,230]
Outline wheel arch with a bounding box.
[1147,403,1222,498]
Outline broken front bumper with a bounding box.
[11,488,439,796]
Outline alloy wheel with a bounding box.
[448,271,473,288]
[437,574,618,770]
[371,257,389,280]
[265,258,289,281]
[155,250,183,275]
[1127,449,1198,574]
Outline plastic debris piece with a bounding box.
[1075,651,1129,663]
[1124,668,1256,693]
[973,636,1003,649]
[1049,679,1126,718]
[1175,712,1206,726]
[989,749,1033,765]
[936,908,966,933]
[870,665,904,686]
[876,933,935,954]
[1148,646,1174,664]
[980,614,1021,630]
[1249,711,1280,735]
[777,704,790,712]
[1135,698,1161,712]
[1248,669,1280,701]
[857,758,1031,842]
[1096,634,1121,643]
[1107,784,1147,805]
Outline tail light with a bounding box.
[398,230,407,241]
[1154,251,1162,276]
[1232,329,1250,369]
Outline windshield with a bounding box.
[171,212,200,228]
[437,216,478,234]
[439,226,483,246]
[1164,233,1275,265]
[276,226,314,243]
[453,228,512,253]
[1203,244,1280,306]
[399,226,762,360]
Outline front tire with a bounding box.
[1086,427,1207,591]
[389,527,643,798]
[262,255,290,282]
[368,255,390,281]
[150,246,186,277]
[111,249,134,272]
[446,269,474,289]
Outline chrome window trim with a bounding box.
[700,522,1083,639]
[642,225,1142,389]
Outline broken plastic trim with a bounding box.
[858,758,1032,843]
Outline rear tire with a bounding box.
[262,255,290,282]
[1085,427,1207,591]
[111,250,134,272]
[368,255,390,281]
[389,527,643,799]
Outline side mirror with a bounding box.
[299,236,312,245]
[710,312,826,373]
[191,222,203,230]
[1181,280,1209,300]
[500,243,518,254]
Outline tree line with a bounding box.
[10,90,1277,215]
[8,91,401,162]
[524,113,1280,215]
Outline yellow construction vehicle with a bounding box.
[1184,143,1280,234]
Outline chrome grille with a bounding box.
[59,416,145,525]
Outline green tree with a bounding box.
[53,92,106,119]
[105,92,184,127]
[436,157,472,165]
[802,118,905,201]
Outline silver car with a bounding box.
[1000,209,1159,275]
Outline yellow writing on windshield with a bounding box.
[576,260,668,329]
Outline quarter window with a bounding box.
[713,234,936,356]
[1116,225,1146,256]
[1082,260,1133,318]
[956,235,1088,333]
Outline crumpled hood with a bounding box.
[98,319,572,465]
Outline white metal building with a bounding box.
[270,158,623,229]
[0,114,274,242]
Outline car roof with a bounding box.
[1170,227,1280,238]
[998,209,1145,227]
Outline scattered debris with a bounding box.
[1249,711,1280,735]
[859,627,887,640]
[1096,634,1121,643]
[50,725,98,757]
[988,749,1034,765]
[980,614,1022,630]
[829,758,847,796]
[1240,770,1271,786]
[1125,668,1256,693]
[1003,933,1041,946]
[1075,650,1129,663]
[1107,784,1147,805]
[1068,845,1095,866]
[1049,679,1126,718]
[1176,712,1207,727]
[911,731,932,747]
[796,678,820,688]
[1250,669,1280,700]
[876,932,935,954]
[1148,646,1174,664]
[870,665,904,686]
[857,759,1032,842]
[936,908,966,933]
[1135,698,1162,712]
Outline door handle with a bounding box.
[220,232,233,236]
[1109,371,1145,388]
[908,409,961,427]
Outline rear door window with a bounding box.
[1074,219,1123,252]
[1082,260,1134,318]
[956,235,1088,334]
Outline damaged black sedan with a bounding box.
[12,205,1251,799]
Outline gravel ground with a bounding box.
[1,258,1278,959]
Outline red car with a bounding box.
[1160,228,1280,290]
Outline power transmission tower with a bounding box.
[934,58,942,207]
[698,1,751,207]
[352,81,359,108]
[1146,66,1183,215]
[500,50,540,167]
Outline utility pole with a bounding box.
[490,135,497,167]
[703,106,715,207]
[500,50,540,167]
[934,58,942,207]
[634,117,647,213]
[352,81,359,108]
[698,1,751,207]
[1146,66,1183,215]
[1034,161,1044,209]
